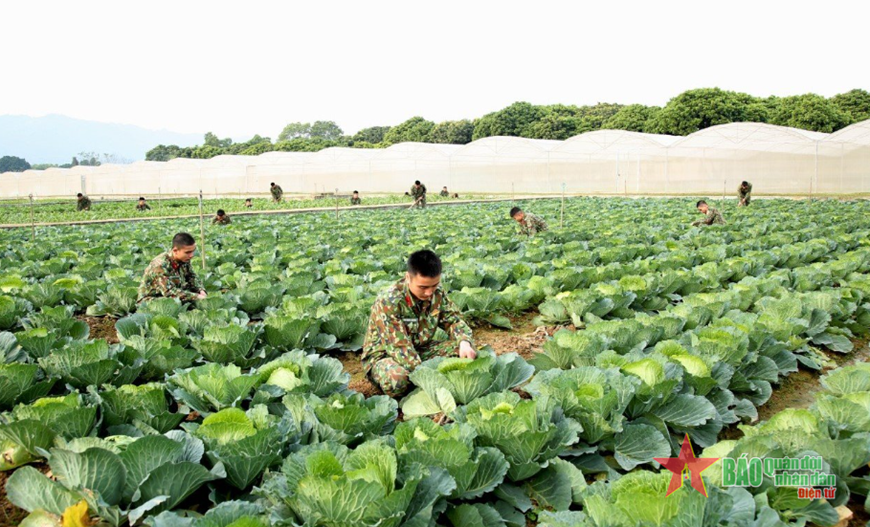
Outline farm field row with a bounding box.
[1,197,869,526]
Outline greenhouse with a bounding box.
[2,120,869,198]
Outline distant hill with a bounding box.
[0,114,203,165]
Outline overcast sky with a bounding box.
[2,0,867,139]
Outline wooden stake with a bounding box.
[511,182,515,203]
[722,180,726,200]
[335,188,339,219]
[560,183,565,229]
[198,190,207,270]
[28,194,35,241]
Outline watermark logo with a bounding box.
[654,434,719,497]
[721,454,836,500]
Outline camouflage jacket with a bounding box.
[351,197,362,205]
[410,184,427,200]
[136,203,151,211]
[738,183,752,199]
[439,190,449,197]
[693,207,726,226]
[362,279,473,371]
[271,185,283,201]
[77,196,92,211]
[212,215,231,225]
[517,213,548,236]
[137,252,203,303]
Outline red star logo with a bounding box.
[654,433,719,497]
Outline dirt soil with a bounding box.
[77,315,119,344]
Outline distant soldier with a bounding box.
[351,191,362,205]
[452,193,459,199]
[692,200,726,226]
[244,198,253,208]
[362,249,476,397]
[136,197,151,212]
[410,180,427,208]
[738,181,752,206]
[509,206,548,236]
[212,209,231,225]
[270,182,283,202]
[137,232,207,303]
[440,186,449,197]
[76,193,91,211]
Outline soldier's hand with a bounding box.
[459,341,476,360]
[197,291,208,300]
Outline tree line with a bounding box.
[145,88,870,162]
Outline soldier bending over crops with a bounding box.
[362,250,476,397]
[76,193,91,211]
[212,209,231,225]
[738,181,752,206]
[410,180,427,208]
[692,200,726,226]
[270,182,283,202]
[137,232,207,303]
[510,206,548,236]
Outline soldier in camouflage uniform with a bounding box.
[212,209,231,225]
[410,180,427,208]
[509,206,548,236]
[137,232,207,303]
[440,186,450,197]
[136,197,151,211]
[76,193,91,211]
[351,191,362,205]
[738,181,752,206]
[270,182,283,202]
[362,250,476,397]
[692,200,726,226]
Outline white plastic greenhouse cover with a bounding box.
[2,119,869,198]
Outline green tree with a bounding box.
[191,145,223,159]
[472,102,545,140]
[30,163,58,170]
[428,120,474,144]
[383,116,436,144]
[648,88,764,135]
[146,144,185,161]
[353,126,391,144]
[309,121,344,141]
[278,122,312,141]
[831,89,870,123]
[204,132,233,148]
[602,104,662,132]
[273,138,339,152]
[77,152,101,166]
[239,142,274,156]
[769,94,851,133]
[0,156,31,172]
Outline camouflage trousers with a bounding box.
[367,340,456,397]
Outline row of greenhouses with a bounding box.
[2,120,869,198]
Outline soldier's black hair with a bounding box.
[172,232,196,248]
[77,193,83,198]
[741,181,749,186]
[138,197,145,201]
[442,186,447,188]
[353,190,359,194]
[270,182,275,186]
[509,206,522,218]
[696,200,707,207]
[245,198,252,202]
[407,250,442,278]
[217,209,225,216]
[414,180,421,185]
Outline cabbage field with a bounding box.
[0,193,483,226]
[1,197,869,527]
